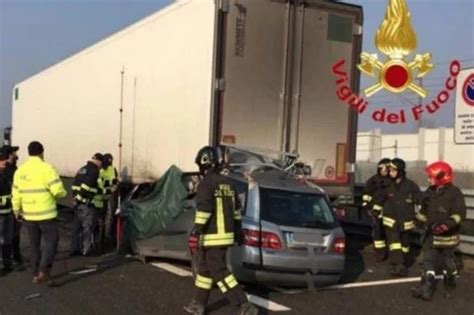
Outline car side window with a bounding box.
[231,179,248,215]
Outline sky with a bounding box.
[0,0,473,134]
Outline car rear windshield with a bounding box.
[260,188,336,228]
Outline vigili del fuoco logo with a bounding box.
[332,0,461,124]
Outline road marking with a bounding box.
[150,262,291,312]
[246,294,291,312]
[324,275,445,290]
[151,262,193,277]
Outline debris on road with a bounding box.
[25,293,41,301]
[69,268,98,275]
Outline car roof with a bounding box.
[225,167,325,195]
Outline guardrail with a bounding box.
[459,190,474,255]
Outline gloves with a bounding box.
[188,228,200,256]
[432,223,449,235]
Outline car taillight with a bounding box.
[242,229,260,247]
[242,229,282,250]
[331,237,345,254]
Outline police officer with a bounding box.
[3,145,23,267]
[374,158,422,277]
[412,161,466,301]
[99,153,119,241]
[71,153,103,256]
[0,148,14,275]
[363,158,391,262]
[12,141,67,284]
[183,146,258,315]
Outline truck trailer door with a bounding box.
[218,0,289,151]
[289,2,361,188]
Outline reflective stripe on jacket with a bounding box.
[72,162,101,205]
[12,157,66,221]
[92,166,119,208]
[0,169,13,214]
[421,184,466,249]
[374,177,421,231]
[194,170,242,247]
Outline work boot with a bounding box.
[443,272,456,299]
[411,272,427,298]
[183,300,205,315]
[237,302,259,315]
[413,272,436,301]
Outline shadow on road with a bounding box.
[340,232,371,283]
[52,253,131,287]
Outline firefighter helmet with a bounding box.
[195,146,218,172]
[425,161,453,186]
[389,158,406,177]
[377,158,391,175]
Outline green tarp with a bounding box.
[121,165,188,241]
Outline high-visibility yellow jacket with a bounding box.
[12,157,67,221]
[92,166,118,208]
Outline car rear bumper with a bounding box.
[230,254,344,287]
[232,265,342,287]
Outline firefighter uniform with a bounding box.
[185,146,257,315]
[193,170,246,306]
[412,161,466,301]
[374,159,421,276]
[0,151,14,273]
[12,142,66,281]
[362,158,391,261]
[71,156,103,255]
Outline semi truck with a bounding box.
[11,0,363,208]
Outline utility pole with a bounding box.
[394,140,398,157]
[417,77,423,130]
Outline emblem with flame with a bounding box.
[358,0,434,98]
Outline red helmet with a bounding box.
[425,161,453,186]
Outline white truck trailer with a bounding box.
[12,0,363,199]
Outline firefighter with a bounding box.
[70,153,103,256]
[412,161,466,301]
[3,145,23,267]
[373,158,422,277]
[0,148,14,275]
[362,158,391,262]
[12,141,67,284]
[183,146,258,315]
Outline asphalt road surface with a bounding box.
[1,213,473,315]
